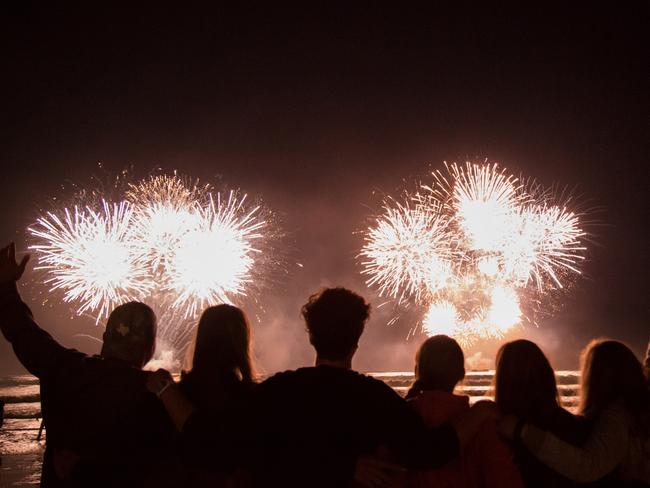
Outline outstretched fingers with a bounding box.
[0,242,32,282]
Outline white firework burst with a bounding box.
[29,200,150,320]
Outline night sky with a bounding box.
[1,5,648,374]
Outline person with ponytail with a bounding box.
[407,335,523,488]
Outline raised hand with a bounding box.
[0,243,30,284]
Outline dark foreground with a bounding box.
[0,371,580,487]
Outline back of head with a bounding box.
[188,304,255,385]
[495,339,560,422]
[102,302,157,368]
[580,339,650,428]
[302,287,370,361]
[407,335,465,398]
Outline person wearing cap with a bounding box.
[0,243,175,487]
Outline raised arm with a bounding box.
[0,243,85,379]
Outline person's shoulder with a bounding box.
[548,405,581,429]
[74,356,148,392]
[350,371,403,398]
[47,349,96,380]
[258,367,395,392]
[256,368,304,389]
[83,355,139,374]
[601,402,632,424]
[553,405,578,420]
[545,406,592,443]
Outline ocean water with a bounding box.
[0,371,580,486]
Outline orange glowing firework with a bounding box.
[360,161,587,345]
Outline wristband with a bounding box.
[156,378,173,398]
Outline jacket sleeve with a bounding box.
[521,404,629,483]
[0,282,86,380]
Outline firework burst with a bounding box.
[359,199,454,303]
[29,174,277,360]
[360,161,587,345]
[448,162,526,253]
[166,192,266,318]
[126,175,205,272]
[29,201,150,320]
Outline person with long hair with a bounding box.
[167,304,257,487]
[179,304,257,411]
[407,335,523,488]
[494,339,588,488]
[500,339,650,486]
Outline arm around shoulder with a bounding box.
[520,405,630,483]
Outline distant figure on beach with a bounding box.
[149,287,497,487]
[500,339,650,486]
[494,340,588,488]
[0,243,174,487]
[406,335,523,488]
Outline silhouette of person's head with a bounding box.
[580,339,649,422]
[302,287,370,364]
[408,335,464,398]
[101,302,156,368]
[495,339,559,422]
[187,304,255,384]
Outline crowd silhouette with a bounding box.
[0,242,648,487]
